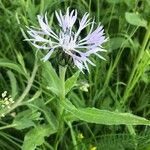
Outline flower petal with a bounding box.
[41,48,55,62]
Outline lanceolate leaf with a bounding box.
[7,70,18,98]
[62,100,150,125]
[41,61,61,96]
[65,71,80,95]
[0,59,26,76]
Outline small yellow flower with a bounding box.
[79,82,90,92]
[89,145,97,150]
[78,133,84,139]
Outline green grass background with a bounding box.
[0,0,150,150]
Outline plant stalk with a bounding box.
[122,23,150,106]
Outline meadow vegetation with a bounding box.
[0,0,150,149]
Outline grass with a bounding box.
[0,0,150,150]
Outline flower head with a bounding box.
[26,7,108,72]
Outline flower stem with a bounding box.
[59,66,67,101]
[54,66,67,149]
[68,121,78,150]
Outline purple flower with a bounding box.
[26,7,108,72]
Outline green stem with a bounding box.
[107,3,115,32]
[97,0,100,22]
[54,66,67,149]
[96,27,139,102]
[127,125,136,136]
[59,66,67,101]
[89,0,91,15]
[122,23,150,106]
[0,124,17,130]
[68,121,78,150]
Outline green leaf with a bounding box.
[22,125,56,150]
[65,71,80,95]
[13,110,41,130]
[7,70,18,98]
[62,100,150,125]
[27,99,58,130]
[16,52,28,76]
[123,0,135,8]
[0,59,26,77]
[26,90,42,102]
[41,61,61,96]
[109,37,129,50]
[125,12,147,28]
[107,0,122,4]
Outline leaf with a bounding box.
[26,90,42,102]
[13,118,35,130]
[27,98,58,130]
[62,100,150,125]
[17,52,28,76]
[22,124,56,150]
[41,61,61,96]
[109,37,129,50]
[123,0,135,8]
[26,0,38,23]
[7,70,18,98]
[107,0,122,4]
[125,12,147,28]
[13,110,41,130]
[0,59,26,77]
[65,71,80,94]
